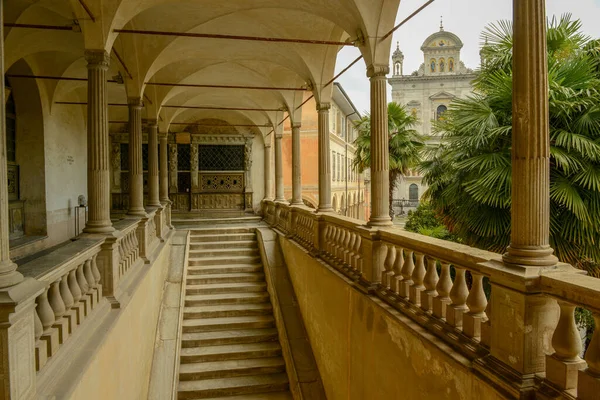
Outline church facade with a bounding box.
[388,25,477,208]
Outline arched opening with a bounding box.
[409,184,419,203]
[436,105,448,121]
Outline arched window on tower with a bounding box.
[394,62,401,76]
[409,184,419,202]
[436,105,448,121]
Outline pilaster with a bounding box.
[159,132,169,203]
[127,98,146,216]
[366,65,392,226]
[317,103,333,212]
[83,50,114,234]
[264,141,273,201]
[274,133,286,202]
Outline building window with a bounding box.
[409,184,419,201]
[436,105,448,121]
[332,151,336,181]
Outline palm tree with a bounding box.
[422,14,600,275]
[352,102,425,218]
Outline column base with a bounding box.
[291,199,304,206]
[83,221,115,234]
[367,216,393,227]
[317,207,334,213]
[0,260,23,288]
[127,208,147,217]
[503,245,558,267]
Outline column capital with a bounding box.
[366,64,390,78]
[85,50,110,69]
[292,122,302,129]
[158,132,168,140]
[275,133,283,139]
[316,102,330,112]
[128,97,143,108]
[264,143,272,149]
[145,119,158,127]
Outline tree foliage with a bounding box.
[422,15,600,273]
[405,203,458,241]
[352,102,425,216]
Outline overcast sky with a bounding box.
[335,0,600,115]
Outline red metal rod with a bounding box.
[169,122,271,127]
[77,0,96,22]
[7,74,118,83]
[56,101,129,107]
[145,82,307,91]
[112,48,133,79]
[4,23,73,31]
[161,105,280,112]
[114,29,355,46]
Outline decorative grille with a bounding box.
[178,144,191,171]
[199,145,244,171]
[142,143,149,171]
[120,143,129,171]
[201,173,244,192]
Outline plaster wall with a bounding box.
[43,105,88,245]
[279,236,506,400]
[65,240,172,400]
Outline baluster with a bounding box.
[353,235,362,276]
[68,268,82,303]
[335,230,346,262]
[36,289,55,333]
[333,228,343,261]
[409,253,426,306]
[433,262,452,319]
[447,266,469,330]
[422,257,439,312]
[546,301,586,390]
[382,245,396,290]
[84,259,96,290]
[59,274,74,309]
[76,263,90,295]
[579,312,600,400]
[463,272,487,340]
[391,246,404,294]
[91,254,101,286]
[133,230,140,259]
[345,234,356,268]
[342,230,353,267]
[400,250,414,299]
[34,310,43,341]
[481,290,492,347]
[48,280,66,319]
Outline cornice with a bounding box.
[388,73,477,85]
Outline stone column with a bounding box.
[367,65,392,226]
[274,133,286,202]
[127,98,146,216]
[264,141,273,200]
[0,3,23,286]
[317,103,333,212]
[503,0,557,267]
[291,123,303,205]
[147,120,161,207]
[83,50,115,234]
[159,132,169,203]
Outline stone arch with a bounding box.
[332,194,338,212]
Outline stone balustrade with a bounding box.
[263,199,600,398]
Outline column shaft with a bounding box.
[147,121,160,207]
[367,66,392,226]
[264,143,273,200]
[274,134,285,202]
[84,50,114,234]
[127,98,145,216]
[159,133,169,203]
[503,0,556,267]
[0,2,23,286]
[291,123,303,205]
[317,104,333,212]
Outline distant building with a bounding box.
[388,23,476,210]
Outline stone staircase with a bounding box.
[178,226,292,400]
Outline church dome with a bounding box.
[420,28,463,51]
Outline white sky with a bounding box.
[335,0,600,115]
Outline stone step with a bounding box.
[185,292,270,307]
[182,316,275,333]
[186,282,267,295]
[180,342,282,363]
[187,264,263,276]
[190,233,257,243]
[190,240,257,251]
[184,303,273,319]
[189,248,259,258]
[189,256,262,267]
[198,393,293,400]
[179,357,286,380]
[181,328,279,348]
[190,227,255,236]
[177,373,289,399]
[187,273,265,285]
